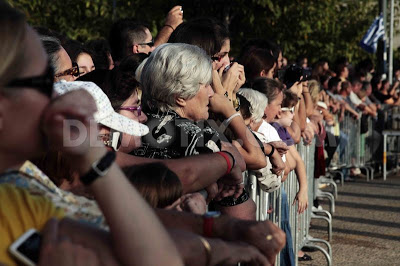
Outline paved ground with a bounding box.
[299,172,400,266]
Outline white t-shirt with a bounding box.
[349,91,363,106]
[256,120,285,162]
[257,120,281,143]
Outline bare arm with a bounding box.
[288,146,308,214]
[170,229,268,266]
[155,209,285,264]
[154,6,183,46]
[343,102,359,118]
[297,95,307,132]
[43,90,183,266]
[210,93,266,170]
[302,82,314,117]
[116,151,241,194]
[286,120,301,144]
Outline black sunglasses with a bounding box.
[137,40,155,47]
[6,63,54,98]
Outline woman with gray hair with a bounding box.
[135,43,268,220]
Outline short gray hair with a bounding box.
[141,43,212,112]
[238,88,268,123]
[39,35,62,73]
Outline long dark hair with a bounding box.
[169,17,229,56]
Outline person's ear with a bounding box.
[260,69,267,77]
[276,110,282,119]
[176,97,187,107]
[132,44,140,54]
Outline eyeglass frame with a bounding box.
[54,62,80,78]
[281,107,295,113]
[5,62,55,98]
[118,105,142,116]
[211,52,228,62]
[137,40,155,47]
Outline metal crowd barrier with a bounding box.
[247,138,333,266]
[339,112,373,181]
[382,106,400,180]
[244,103,400,265]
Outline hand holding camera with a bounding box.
[220,62,244,98]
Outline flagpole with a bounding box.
[378,0,387,76]
[389,0,394,84]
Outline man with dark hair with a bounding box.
[335,63,349,81]
[109,6,183,64]
[109,19,154,62]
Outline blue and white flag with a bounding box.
[360,14,385,53]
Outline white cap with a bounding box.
[54,81,149,137]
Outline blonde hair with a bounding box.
[308,79,320,106]
[0,1,27,89]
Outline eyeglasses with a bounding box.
[211,52,228,62]
[6,63,54,98]
[118,105,142,116]
[137,40,154,47]
[54,62,80,78]
[281,107,295,113]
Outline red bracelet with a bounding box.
[216,151,232,175]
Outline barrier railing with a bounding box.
[247,138,333,266]
[245,104,400,265]
[382,105,400,180]
[339,112,374,181]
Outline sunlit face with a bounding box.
[266,63,276,79]
[77,52,95,76]
[264,90,283,123]
[366,84,372,96]
[54,47,75,82]
[118,91,147,153]
[212,39,230,70]
[343,67,349,79]
[137,28,155,54]
[279,108,294,127]
[0,26,51,162]
[180,84,214,121]
[302,58,308,69]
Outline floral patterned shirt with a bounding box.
[0,161,107,229]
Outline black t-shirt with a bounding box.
[373,91,392,103]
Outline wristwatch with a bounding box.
[203,211,221,237]
[80,150,116,186]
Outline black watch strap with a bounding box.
[267,145,275,157]
[80,150,116,186]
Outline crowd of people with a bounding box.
[1,1,400,265]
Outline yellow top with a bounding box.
[0,184,64,266]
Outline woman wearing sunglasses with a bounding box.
[40,35,81,82]
[0,2,183,265]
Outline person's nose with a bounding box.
[139,112,148,123]
[208,84,214,97]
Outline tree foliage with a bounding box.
[8,0,380,64]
